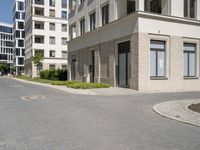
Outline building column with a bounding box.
[136,0,144,11]
[197,0,200,20]
[94,47,100,83]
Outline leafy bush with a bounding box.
[65,81,110,89]
[51,81,68,85]
[40,69,67,81]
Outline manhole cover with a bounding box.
[20,95,47,101]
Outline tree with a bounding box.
[32,53,44,66]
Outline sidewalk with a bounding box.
[153,100,200,127]
[12,77,139,96]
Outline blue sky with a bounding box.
[0,0,14,24]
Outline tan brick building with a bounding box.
[68,0,200,92]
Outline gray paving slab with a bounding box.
[153,100,200,127]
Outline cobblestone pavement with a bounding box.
[153,100,200,127]
[0,77,200,150]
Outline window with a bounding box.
[16,31,20,38]
[49,64,55,70]
[16,12,20,19]
[145,0,162,14]
[49,50,55,57]
[35,21,44,29]
[62,24,67,32]
[62,65,67,70]
[80,0,85,4]
[49,23,55,31]
[22,49,25,56]
[18,1,24,11]
[35,36,44,43]
[184,0,197,18]
[22,12,25,19]
[35,7,44,16]
[35,0,44,5]
[150,40,165,77]
[22,31,25,38]
[18,58,24,65]
[62,51,67,58]
[62,11,67,18]
[49,37,55,44]
[90,12,96,31]
[80,18,85,35]
[62,0,67,8]
[127,0,136,14]
[62,38,67,45]
[18,22,24,29]
[16,49,20,56]
[49,0,55,7]
[18,40,24,47]
[102,4,109,25]
[49,9,55,17]
[184,43,196,77]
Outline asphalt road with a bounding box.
[0,77,200,150]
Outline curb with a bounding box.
[153,100,200,127]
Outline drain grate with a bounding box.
[20,95,47,101]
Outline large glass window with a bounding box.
[62,38,67,45]
[127,0,136,14]
[62,11,67,18]
[18,2,24,11]
[150,40,165,77]
[49,50,55,57]
[184,0,197,18]
[49,37,55,44]
[49,9,55,17]
[49,23,55,31]
[183,43,196,77]
[80,18,85,35]
[62,0,67,8]
[18,22,24,29]
[102,4,109,25]
[49,0,55,7]
[90,12,96,31]
[145,0,161,14]
[62,24,67,32]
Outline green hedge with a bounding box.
[65,81,110,89]
[40,69,67,81]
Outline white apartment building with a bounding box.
[25,0,68,77]
[68,0,200,92]
[13,0,25,75]
[0,22,13,67]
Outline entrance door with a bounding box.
[71,59,76,80]
[118,41,130,88]
[89,51,95,82]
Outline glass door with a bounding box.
[118,41,130,88]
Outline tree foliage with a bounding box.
[32,53,44,66]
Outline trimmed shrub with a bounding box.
[65,81,110,89]
[40,69,67,81]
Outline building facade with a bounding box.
[0,22,13,67]
[13,0,25,75]
[68,0,200,92]
[25,0,68,77]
